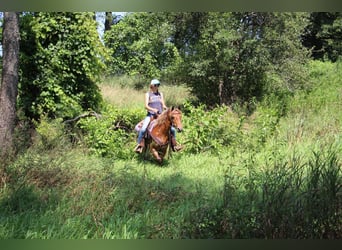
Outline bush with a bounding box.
[34,116,65,150]
[179,103,244,154]
[77,104,144,159]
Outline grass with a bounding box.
[0,147,228,238]
[0,60,341,239]
[99,75,191,109]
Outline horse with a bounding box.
[140,107,183,164]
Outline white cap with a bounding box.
[150,79,160,85]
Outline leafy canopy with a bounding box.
[102,12,311,108]
[104,12,182,79]
[19,12,108,120]
[183,12,311,108]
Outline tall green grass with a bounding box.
[99,75,191,109]
[218,148,341,238]
[0,60,341,238]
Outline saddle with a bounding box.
[134,114,158,133]
[146,119,169,147]
[135,113,169,147]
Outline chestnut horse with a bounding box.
[143,107,183,164]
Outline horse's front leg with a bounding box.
[150,146,162,164]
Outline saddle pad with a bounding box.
[147,119,157,134]
[134,120,144,132]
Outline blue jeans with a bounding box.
[137,116,176,144]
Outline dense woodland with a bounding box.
[0,12,341,124]
[0,12,341,239]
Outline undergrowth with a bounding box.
[0,60,341,239]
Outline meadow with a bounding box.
[0,60,341,239]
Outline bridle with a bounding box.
[170,109,183,132]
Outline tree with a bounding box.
[167,12,208,57]
[182,12,311,107]
[181,12,269,106]
[103,12,311,108]
[302,12,342,62]
[104,12,182,79]
[254,12,311,93]
[0,12,20,156]
[104,12,112,32]
[18,12,107,120]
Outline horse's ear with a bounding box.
[171,106,175,111]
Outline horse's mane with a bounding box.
[155,109,171,126]
[154,108,181,126]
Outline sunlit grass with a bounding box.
[99,77,191,109]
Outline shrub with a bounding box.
[77,104,144,159]
[34,116,65,150]
[179,103,243,154]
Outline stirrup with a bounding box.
[172,144,184,152]
[134,145,143,153]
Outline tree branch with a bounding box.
[63,111,101,124]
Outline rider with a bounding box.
[134,79,183,153]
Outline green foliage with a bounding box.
[0,142,226,239]
[34,116,65,150]
[102,12,313,107]
[219,148,342,238]
[302,12,342,62]
[77,103,144,159]
[262,13,311,93]
[18,12,107,120]
[182,12,310,107]
[249,94,288,146]
[281,60,342,148]
[180,102,243,154]
[104,12,182,79]
[1,61,341,239]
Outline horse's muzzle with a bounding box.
[177,127,183,132]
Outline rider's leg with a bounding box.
[170,126,183,152]
[135,116,151,153]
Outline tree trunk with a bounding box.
[104,12,112,32]
[0,12,20,157]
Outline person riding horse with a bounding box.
[134,79,183,153]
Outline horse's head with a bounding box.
[170,107,183,132]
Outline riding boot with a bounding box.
[134,138,145,153]
[171,136,183,152]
